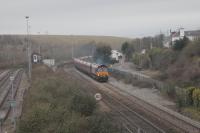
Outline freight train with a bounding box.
[73,57,109,82]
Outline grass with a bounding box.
[17,65,120,133]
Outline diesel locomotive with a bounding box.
[73,57,109,82]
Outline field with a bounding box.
[0,35,130,68]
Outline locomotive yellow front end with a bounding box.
[96,65,109,82]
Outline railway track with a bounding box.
[64,68,165,133]
[101,91,164,133]
[104,82,200,133]
[0,69,23,123]
[65,66,200,133]
[0,70,11,89]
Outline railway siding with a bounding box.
[0,69,23,122]
[0,70,11,87]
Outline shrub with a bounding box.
[70,94,97,116]
[185,87,195,106]
[192,88,200,108]
[17,108,49,133]
[173,36,189,51]
[147,48,176,70]
[87,113,120,133]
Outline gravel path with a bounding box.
[108,77,175,107]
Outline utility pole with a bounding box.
[38,45,41,55]
[25,16,32,79]
[10,75,16,130]
[71,44,74,59]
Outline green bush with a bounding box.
[70,94,96,116]
[87,113,120,133]
[176,87,200,109]
[173,36,189,51]
[192,88,200,108]
[132,53,151,69]
[17,108,49,133]
[185,87,195,106]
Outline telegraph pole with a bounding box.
[25,16,32,79]
[71,44,74,59]
[10,75,16,130]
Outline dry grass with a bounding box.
[0,35,130,67]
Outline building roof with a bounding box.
[185,30,200,36]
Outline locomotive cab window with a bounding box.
[97,67,108,72]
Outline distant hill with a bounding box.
[29,35,131,48]
[0,35,131,68]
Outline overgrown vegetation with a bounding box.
[120,36,200,119]
[176,86,200,121]
[176,87,200,108]
[17,65,119,133]
[131,47,178,71]
[130,39,200,87]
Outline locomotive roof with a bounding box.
[74,58,107,68]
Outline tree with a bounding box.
[153,34,164,48]
[173,36,189,51]
[121,42,134,61]
[93,45,111,64]
[121,42,129,54]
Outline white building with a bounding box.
[110,50,122,62]
[141,49,146,54]
[185,30,200,41]
[171,28,185,43]
[32,53,42,63]
[43,59,55,67]
[171,28,200,44]
[162,28,200,48]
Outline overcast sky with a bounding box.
[0,0,200,38]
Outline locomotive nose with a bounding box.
[97,71,109,77]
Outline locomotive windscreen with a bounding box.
[97,65,108,72]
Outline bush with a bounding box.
[17,108,49,133]
[147,48,176,70]
[185,87,195,106]
[192,88,200,108]
[176,87,200,109]
[173,36,189,51]
[70,94,97,116]
[132,53,151,68]
[87,113,120,133]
